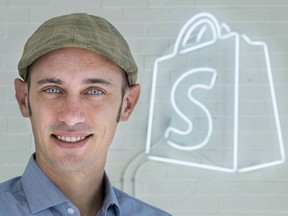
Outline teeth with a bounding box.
[56,136,86,143]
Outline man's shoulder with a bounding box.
[0,176,22,194]
[0,177,23,203]
[113,187,171,216]
[0,176,32,215]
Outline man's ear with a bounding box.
[14,78,30,117]
[119,84,140,122]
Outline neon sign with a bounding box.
[146,13,285,173]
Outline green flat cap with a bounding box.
[18,13,138,86]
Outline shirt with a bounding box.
[0,155,171,216]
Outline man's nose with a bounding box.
[58,96,85,126]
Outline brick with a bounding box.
[0,165,26,182]
[0,53,18,65]
[8,85,16,101]
[114,23,147,38]
[135,161,168,180]
[147,23,181,39]
[8,0,52,7]
[270,84,288,102]
[0,70,18,85]
[82,8,122,21]
[122,8,170,23]
[102,0,148,7]
[147,0,174,7]
[137,194,172,212]
[129,38,169,55]
[0,0,7,6]
[111,131,147,150]
[7,118,31,133]
[194,0,240,7]
[53,0,101,7]
[0,134,30,151]
[29,8,74,23]
[240,0,288,7]
[3,25,36,55]
[0,8,29,23]
[0,119,7,133]
[0,151,8,165]
[171,195,218,212]
[0,85,8,101]
[0,25,6,39]
[8,150,33,165]
[105,163,126,182]
[0,101,22,117]
[219,195,288,211]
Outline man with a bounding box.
[0,13,171,216]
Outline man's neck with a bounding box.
[42,165,105,216]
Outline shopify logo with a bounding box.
[146,13,285,172]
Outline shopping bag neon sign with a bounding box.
[146,13,285,172]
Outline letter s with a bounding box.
[165,68,217,151]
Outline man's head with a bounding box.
[14,13,140,174]
[18,13,138,86]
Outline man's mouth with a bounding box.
[56,136,87,143]
[51,132,93,149]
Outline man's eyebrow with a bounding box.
[36,78,112,86]
[83,78,112,86]
[37,78,63,85]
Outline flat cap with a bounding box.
[18,13,138,86]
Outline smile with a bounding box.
[56,136,87,143]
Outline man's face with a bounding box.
[15,48,140,174]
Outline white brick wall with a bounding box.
[1,0,288,215]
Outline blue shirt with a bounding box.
[0,155,171,216]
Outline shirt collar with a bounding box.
[100,174,121,216]
[21,154,69,214]
[21,154,121,215]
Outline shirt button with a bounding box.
[67,207,75,214]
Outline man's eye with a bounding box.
[45,88,60,94]
[87,88,103,95]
